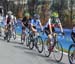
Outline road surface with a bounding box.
[0,36,69,64]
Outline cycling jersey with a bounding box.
[44,18,61,35]
[44,18,60,28]
[5,15,14,25]
[22,17,31,26]
[31,19,41,29]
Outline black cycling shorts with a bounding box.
[22,26,25,30]
[44,27,55,35]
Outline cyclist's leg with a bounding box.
[44,28,51,51]
[45,27,54,45]
[21,26,25,41]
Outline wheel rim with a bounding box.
[53,42,63,62]
[68,44,75,64]
[26,36,30,46]
[44,39,50,57]
[29,41,34,49]
[37,37,43,53]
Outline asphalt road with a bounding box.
[0,36,69,64]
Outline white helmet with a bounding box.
[7,11,12,15]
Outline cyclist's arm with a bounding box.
[58,19,63,33]
[21,21,25,27]
[38,20,43,31]
[48,18,53,34]
[31,20,37,32]
[31,24,37,32]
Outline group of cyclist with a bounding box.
[1,10,75,45]
[1,10,64,47]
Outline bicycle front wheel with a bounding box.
[44,38,51,57]
[53,41,63,62]
[7,30,11,42]
[36,36,43,53]
[26,35,31,47]
[29,35,34,50]
[13,31,16,40]
[68,44,75,64]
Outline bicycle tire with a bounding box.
[26,35,30,47]
[44,38,51,57]
[13,31,16,40]
[53,41,63,62]
[68,44,75,64]
[29,34,34,50]
[7,30,11,42]
[36,36,43,53]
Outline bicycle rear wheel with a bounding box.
[53,41,63,62]
[68,44,75,64]
[36,36,43,53]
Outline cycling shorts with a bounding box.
[44,26,55,35]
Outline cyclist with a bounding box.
[4,11,15,39]
[30,14,43,36]
[43,12,64,51]
[71,24,75,60]
[21,12,31,44]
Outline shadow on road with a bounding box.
[45,58,65,64]
[13,45,30,51]
[12,44,66,64]
[23,50,65,64]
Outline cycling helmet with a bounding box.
[51,12,59,18]
[34,14,40,19]
[7,11,12,15]
[24,12,30,17]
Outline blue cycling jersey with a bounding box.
[31,19,41,28]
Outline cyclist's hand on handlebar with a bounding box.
[61,32,65,35]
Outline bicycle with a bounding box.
[28,31,43,53]
[4,24,12,42]
[44,33,63,62]
[68,35,75,64]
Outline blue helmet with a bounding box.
[34,14,40,19]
